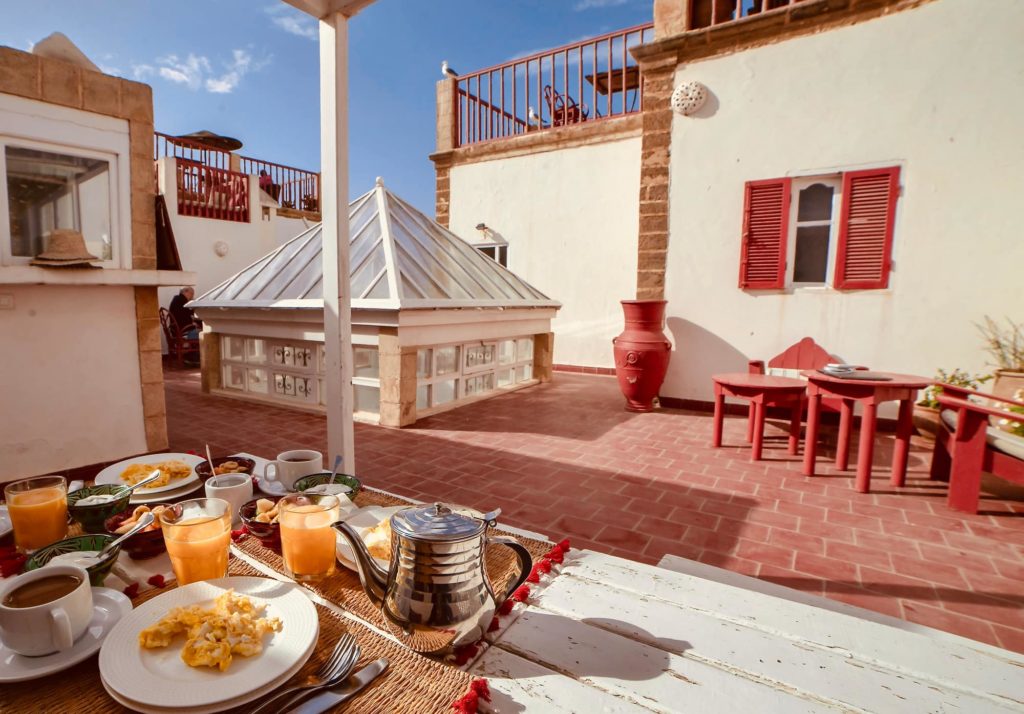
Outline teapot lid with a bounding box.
[392,503,498,542]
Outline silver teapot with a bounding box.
[333,503,531,654]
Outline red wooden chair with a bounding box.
[745,337,838,443]
[543,86,588,127]
[159,307,200,367]
[930,384,1024,514]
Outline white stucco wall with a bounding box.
[448,137,641,368]
[156,158,310,310]
[662,0,1024,403]
[0,285,147,481]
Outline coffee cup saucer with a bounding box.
[255,478,293,497]
[0,587,132,682]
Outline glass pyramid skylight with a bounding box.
[191,179,558,311]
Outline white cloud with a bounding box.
[574,0,630,9]
[157,54,211,90]
[265,5,317,41]
[132,49,266,94]
[205,49,252,94]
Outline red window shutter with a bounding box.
[834,167,900,289]
[739,178,790,289]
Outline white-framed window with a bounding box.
[476,244,508,267]
[416,336,534,411]
[0,93,130,269]
[786,176,841,287]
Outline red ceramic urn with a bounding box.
[613,300,671,412]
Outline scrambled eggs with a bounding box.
[138,590,282,671]
[120,460,193,488]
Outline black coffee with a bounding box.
[3,574,82,608]
[283,457,311,462]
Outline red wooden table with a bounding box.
[801,370,932,492]
[712,373,807,461]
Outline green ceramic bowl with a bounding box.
[68,485,133,533]
[26,534,121,587]
[293,472,361,498]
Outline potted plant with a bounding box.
[978,316,1024,399]
[914,368,991,438]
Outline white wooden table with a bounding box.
[471,551,1024,713]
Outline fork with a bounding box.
[250,633,360,714]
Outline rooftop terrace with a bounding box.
[165,366,1024,654]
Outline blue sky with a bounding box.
[2,0,652,214]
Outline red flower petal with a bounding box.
[147,574,166,588]
[123,582,140,598]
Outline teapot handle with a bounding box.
[488,535,533,608]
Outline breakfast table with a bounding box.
[801,370,932,492]
[712,372,807,461]
[4,452,1024,713]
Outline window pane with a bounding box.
[416,384,429,410]
[793,225,830,283]
[246,339,267,364]
[498,340,516,364]
[517,364,533,382]
[516,337,533,359]
[464,373,494,397]
[223,336,245,361]
[497,369,515,387]
[6,147,112,260]
[354,385,379,415]
[436,346,459,376]
[465,344,495,369]
[224,365,245,390]
[434,379,457,405]
[796,183,834,222]
[353,347,379,379]
[247,368,268,394]
[416,349,432,379]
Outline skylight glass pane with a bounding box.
[351,249,386,298]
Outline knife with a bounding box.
[285,658,389,714]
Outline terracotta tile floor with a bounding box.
[165,368,1024,653]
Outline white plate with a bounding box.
[128,477,204,505]
[335,505,406,571]
[0,505,10,539]
[95,453,204,495]
[99,576,318,710]
[0,587,132,683]
[100,621,317,714]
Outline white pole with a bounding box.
[319,12,355,471]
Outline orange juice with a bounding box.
[163,514,231,585]
[5,478,67,552]
[279,497,340,582]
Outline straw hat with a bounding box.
[30,229,101,268]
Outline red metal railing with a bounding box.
[238,157,320,213]
[688,0,805,30]
[175,161,250,223]
[154,131,320,215]
[454,23,654,148]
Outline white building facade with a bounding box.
[435,0,1024,408]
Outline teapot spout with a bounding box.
[332,520,388,606]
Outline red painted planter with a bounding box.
[613,300,671,412]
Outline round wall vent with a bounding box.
[671,81,708,116]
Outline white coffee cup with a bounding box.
[0,565,93,656]
[263,450,323,492]
[205,474,254,526]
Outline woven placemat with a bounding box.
[0,557,473,714]
[235,489,553,631]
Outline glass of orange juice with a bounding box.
[159,498,231,585]
[278,494,341,582]
[4,476,68,553]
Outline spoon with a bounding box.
[329,455,343,482]
[120,469,164,495]
[205,444,216,475]
[96,512,155,561]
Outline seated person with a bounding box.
[169,287,200,339]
